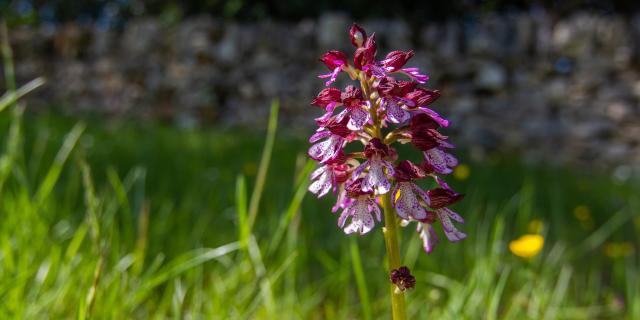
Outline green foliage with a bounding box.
[0,109,636,319]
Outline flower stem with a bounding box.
[381,193,407,320]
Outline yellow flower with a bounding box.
[509,234,544,258]
[453,164,470,180]
[243,162,258,176]
[527,219,544,234]
[573,205,594,230]
[573,205,591,221]
[604,242,634,259]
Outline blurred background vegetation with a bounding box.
[1,1,640,319]
[3,0,640,27]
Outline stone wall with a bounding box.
[5,11,640,168]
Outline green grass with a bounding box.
[0,108,637,319]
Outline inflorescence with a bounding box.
[308,23,466,254]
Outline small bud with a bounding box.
[350,23,367,47]
[364,138,391,159]
[427,188,464,209]
[390,266,416,291]
[353,34,377,70]
[404,88,441,108]
[377,78,417,97]
[382,50,414,72]
[311,88,342,108]
[394,160,426,182]
[320,51,348,70]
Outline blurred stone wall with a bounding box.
[5,11,640,168]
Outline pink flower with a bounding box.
[338,179,381,235]
[427,188,466,242]
[391,160,430,220]
[377,78,419,124]
[308,152,351,198]
[423,148,458,175]
[350,139,395,194]
[404,88,441,108]
[335,85,371,131]
[311,87,342,111]
[382,50,415,73]
[319,51,348,86]
[409,114,449,150]
[354,34,388,78]
[311,87,343,125]
[308,117,352,164]
[353,34,377,70]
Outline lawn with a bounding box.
[0,107,637,319]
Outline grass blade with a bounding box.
[236,175,249,246]
[247,99,279,232]
[350,239,372,320]
[35,123,85,204]
[580,209,631,254]
[0,77,45,113]
[131,242,241,307]
[487,267,510,320]
[267,159,314,254]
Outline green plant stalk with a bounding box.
[359,69,408,320]
[381,193,407,320]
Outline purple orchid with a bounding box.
[390,160,430,220]
[308,151,351,198]
[423,148,458,175]
[428,187,466,242]
[319,50,349,86]
[377,78,417,124]
[351,138,395,194]
[409,114,458,175]
[338,179,382,235]
[416,215,439,253]
[381,50,415,73]
[308,117,352,164]
[336,85,371,131]
[308,23,465,258]
[311,87,343,125]
[404,88,448,126]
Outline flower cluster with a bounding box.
[308,24,465,253]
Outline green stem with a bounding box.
[358,69,407,319]
[381,193,407,320]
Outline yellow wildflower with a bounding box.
[573,205,591,221]
[573,205,594,230]
[527,219,544,234]
[243,162,258,176]
[604,242,635,259]
[453,164,470,180]
[509,234,544,258]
